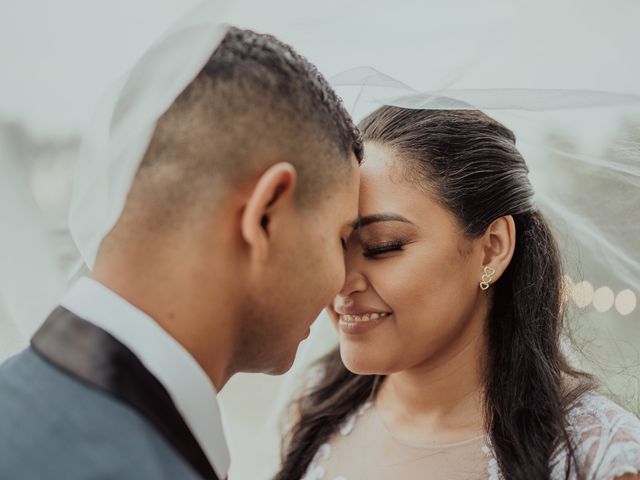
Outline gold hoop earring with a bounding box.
[480,266,496,291]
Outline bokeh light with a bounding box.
[593,286,615,313]
[571,280,594,309]
[615,289,638,316]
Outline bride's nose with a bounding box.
[337,267,367,298]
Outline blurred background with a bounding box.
[1,1,639,478]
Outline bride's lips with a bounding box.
[338,312,392,335]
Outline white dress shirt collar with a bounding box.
[60,277,230,479]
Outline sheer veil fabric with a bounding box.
[1,2,639,478]
[68,1,230,271]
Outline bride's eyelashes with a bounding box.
[362,240,405,258]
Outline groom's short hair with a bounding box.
[132,26,362,227]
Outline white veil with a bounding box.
[69,1,230,271]
[2,2,639,478]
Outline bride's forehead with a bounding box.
[359,162,426,204]
[358,142,443,216]
[360,143,416,185]
[357,177,447,228]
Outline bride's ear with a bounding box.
[480,215,516,282]
[240,162,297,263]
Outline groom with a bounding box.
[0,27,362,479]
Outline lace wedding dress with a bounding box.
[301,392,640,480]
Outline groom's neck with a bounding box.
[92,246,238,392]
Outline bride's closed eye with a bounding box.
[362,240,405,258]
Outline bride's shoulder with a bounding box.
[565,391,640,439]
[552,391,640,478]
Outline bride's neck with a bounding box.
[376,316,486,434]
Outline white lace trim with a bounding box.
[550,392,640,479]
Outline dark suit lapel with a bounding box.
[31,306,220,480]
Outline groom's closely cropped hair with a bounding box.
[123,26,363,234]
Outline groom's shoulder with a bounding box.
[0,346,99,411]
[0,347,200,479]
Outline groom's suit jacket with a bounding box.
[0,282,227,480]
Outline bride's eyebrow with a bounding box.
[354,213,415,229]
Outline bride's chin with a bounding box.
[339,346,390,376]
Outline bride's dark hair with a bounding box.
[275,107,595,480]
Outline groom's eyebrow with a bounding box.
[353,213,415,229]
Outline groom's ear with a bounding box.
[240,162,297,263]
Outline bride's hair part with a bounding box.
[276,107,595,480]
[126,27,362,231]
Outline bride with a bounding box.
[275,107,640,479]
